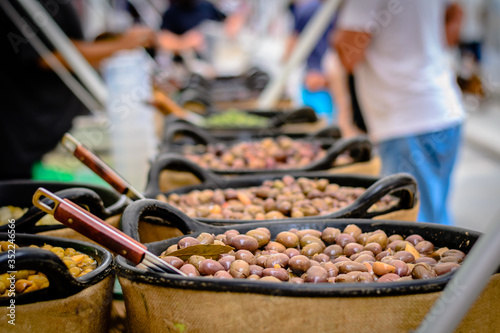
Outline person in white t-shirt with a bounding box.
[334,0,465,225]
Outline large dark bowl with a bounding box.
[160,118,340,153]
[0,180,127,234]
[142,154,418,226]
[116,199,481,297]
[0,233,113,305]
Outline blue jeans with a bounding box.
[378,125,462,225]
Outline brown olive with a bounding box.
[321,227,341,244]
[260,276,281,283]
[289,277,305,284]
[364,242,383,256]
[405,234,424,246]
[265,241,286,253]
[301,243,324,257]
[249,265,264,277]
[429,247,450,261]
[395,241,411,252]
[283,248,301,258]
[338,261,368,274]
[354,254,376,264]
[196,233,215,245]
[311,253,330,263]
[304,266,328,283]
[246,229,271,248]
[234,250,255,264]
[377,273,401,283]
[188,255,206,271]
[356,233,370,246]
[300,236,326,249]
[343,243,364,257]
[439,256,463,264]
[415,241,435,255]
[381,256,397,264]
[434,262,461,276]
[276,231,299,248]
[335,233,356,247]
[164,244,178,255]
[178,236,200,249]
[180,264,200,277]
[230,260,251,278]
[218,256,236,271]
[350,251,375,260]
[296,229,322,240]
[276,201,292,215]
[388,234,404,243]
[199,259,225,276]
[255,255,269,268]
[310,260,321,267]
[323,244,343,259]
[343,224,362,239]
[393,251,416,263]
[387,240,403,251]
[412,263,437,280]
[262,268,289,281]
[356,272,374,283]
[266,254,289,268]
[231,235,259,252]
[391,260,410,277]
[214,271,233,279]
[442,249,466,260]
[289,255,312,275]
[415,257,438,266]
[365,232,388,249]
[223,231,239,245]
[161,256,184,269]
[322,262,339,278]
[335,272,360,283]
[331,256,351,264]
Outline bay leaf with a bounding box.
[167,244,234,261]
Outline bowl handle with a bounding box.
[323,173,418,219]
[7,188,123,234]
[161,121,217,153]
[143,153,227,198]
[119,199,221,242]
[304,135,372,171]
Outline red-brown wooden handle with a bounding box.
[62,134,144,200]
[73,144,128,194]
[33,188,146,264]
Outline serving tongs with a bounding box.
[150,88,205,126]
[62,133,145,201]
[32,188,186,276]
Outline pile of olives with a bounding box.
[183,136,328,170]
[0,241,97,296]
[157,175,397,220]
[159,224,464,283]
[203,109,269,129]
[0,206,61,226]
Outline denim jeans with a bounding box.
[378,125,462,225]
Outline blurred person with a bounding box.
[0,0,155,180]
[334,0,465,225]
[456,0,486,97]
[157,0,244,54]
[284,0,337,123]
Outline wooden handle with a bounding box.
[153,89,189,118]
[33,188,147,264]
[62,134,144,200]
